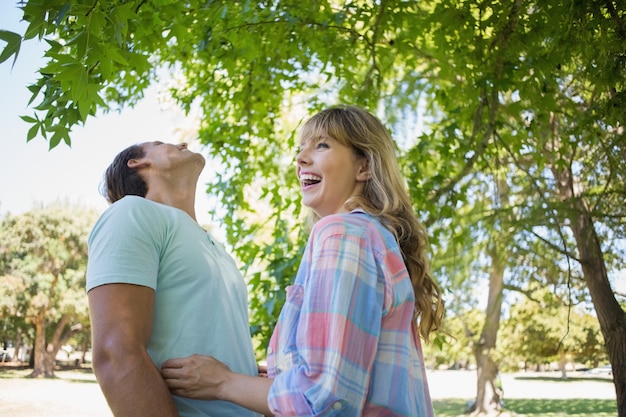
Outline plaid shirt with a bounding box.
[266,211,434,417]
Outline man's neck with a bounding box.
[145,185,198,222]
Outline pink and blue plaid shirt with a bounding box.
[266,211,434,417]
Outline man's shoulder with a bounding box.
[103,196,169,219]
[91,196,168,235]
[109,195,152,209]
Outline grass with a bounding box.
[433,398,618,416]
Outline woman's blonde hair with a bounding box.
[299,105,444,340]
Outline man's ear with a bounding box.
[127,158,149,169]
[356,158,371,182]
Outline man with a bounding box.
[86,141,260,417]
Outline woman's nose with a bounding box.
[296,150,309,165]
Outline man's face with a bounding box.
[138,141,206,172]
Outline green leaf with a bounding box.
[49,128,65,149]
[87,83,107,108]
[53,5,70,26]
[0,30,22,68]
[26,122,39,142]
[105,46,129,66]
[78,95,90,120]
[19,115,37,124]
[23,8,46,41]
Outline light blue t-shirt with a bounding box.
[87,196,261,417]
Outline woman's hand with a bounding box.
[160,354,231,400]
[162,355,275,415]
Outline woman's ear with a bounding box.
[356,158,371,182]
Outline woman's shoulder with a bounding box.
[309,212,397,258]
[313,210,380,237]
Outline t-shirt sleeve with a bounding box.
[86,197,163,292]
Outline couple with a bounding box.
[86,105,445,417]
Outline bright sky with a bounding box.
[0,3,214,225]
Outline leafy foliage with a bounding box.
[1,2,625,396]
[500,291,608,370]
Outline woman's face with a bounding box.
[296,134,369,218]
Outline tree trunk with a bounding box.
[547,131,626,415]
[470,245,505,416]
[568,200,626,416]
[30,312,55,378]
[11,331,22,363]
[50,314,75,355]
[80,336,89,365]
[28,271,78,377]
[559,351,568,379]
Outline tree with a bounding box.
[0,206,96,377]
[501,290,609,373]
[2,1,625,413]
[399,2,626,414]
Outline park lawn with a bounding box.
[433,398,618,416]
[0,365,619,417]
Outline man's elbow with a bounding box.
[91,339,144,382]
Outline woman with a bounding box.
[161,105,445,416]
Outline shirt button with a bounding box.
[267,347,273,354]
[332,402,342,410]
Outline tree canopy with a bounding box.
[1,1,625,414]
[0,205,97,377]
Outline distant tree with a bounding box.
[0,206,96,377]
[423,306,482,370]
[569,310,610,369]
[501,290,609,374]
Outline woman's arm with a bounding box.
[161,354,274,416]
[267,226,384,415]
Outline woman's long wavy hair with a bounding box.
[299,105,444,340]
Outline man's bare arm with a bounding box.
[88,283,178,417]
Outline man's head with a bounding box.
[101,141,205,204]
[101,143,147,204]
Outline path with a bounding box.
[0,368,616,417]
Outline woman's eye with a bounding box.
[316,142,329,149]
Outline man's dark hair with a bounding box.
[100,144,148,204]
